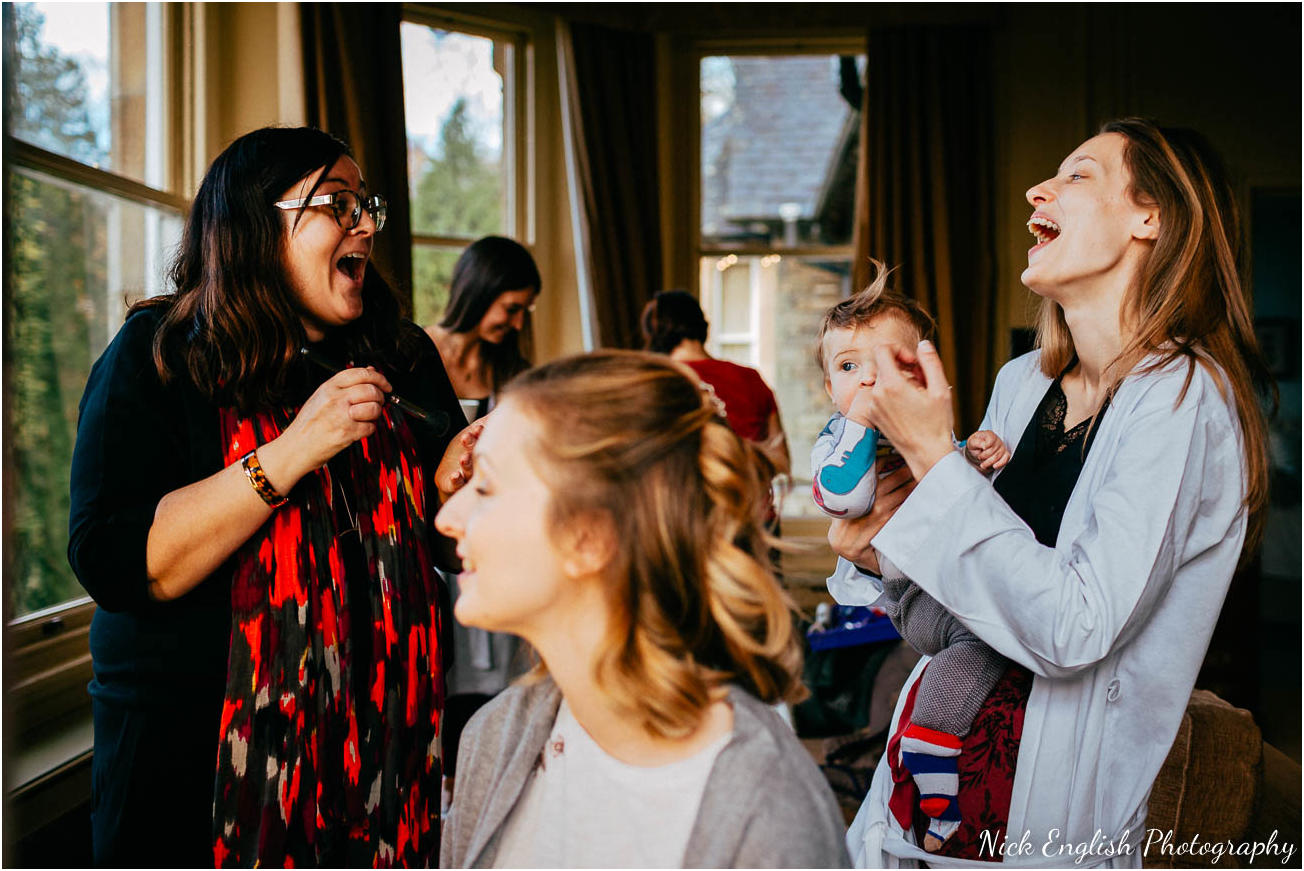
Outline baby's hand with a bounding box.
[845,386,875,428]
[965,429,1010,471]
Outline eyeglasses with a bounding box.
[502,302,537,317]
[275,189,387,232]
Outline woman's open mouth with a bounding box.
[337,252,367,282]
[1027,215,1061,254]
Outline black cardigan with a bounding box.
[68,306,464,710]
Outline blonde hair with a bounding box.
[1035,118,1272,552]
[501,350,806,739]
[814,259,938,372]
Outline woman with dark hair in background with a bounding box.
[836,119,1272,866]
[422,234,540,809]
[425,235,541,421]
[641,289,791,478]
[69,126,467,866]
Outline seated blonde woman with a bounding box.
[436,350,849,868]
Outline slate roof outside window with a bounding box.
[701,55,861,247]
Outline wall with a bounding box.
[192,4,305,191]
[994,4,1302,371]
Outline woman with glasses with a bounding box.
[69,126,467,867]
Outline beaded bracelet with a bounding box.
[241,450,288,508]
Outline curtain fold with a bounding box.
[561,20,663,349]
[301,3,414,307]
[852,25,997,433]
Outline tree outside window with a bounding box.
[401,21,517,326]
[3,2,180,617]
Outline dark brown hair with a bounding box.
[135,126,407,412]
[439,235,541,395]
[641,290,709,353]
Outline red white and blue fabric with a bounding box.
[899,723,963,842]
[888,661,1033,861]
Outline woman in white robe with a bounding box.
[831,119,1273,868]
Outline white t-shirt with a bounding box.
[494,699,732,868]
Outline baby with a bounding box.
[810,268,1010,852]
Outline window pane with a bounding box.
[700,254,853,518]
[701,54,863,248]
[5,166,182,617]
[411,244,465,326]
[5,2,170,188]
[719,261,751,334]
[402,23,509,239]
[717,342,752,366]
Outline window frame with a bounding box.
[401,6,534,254]
[691,36,866,264]
[691,39,866,368]
[2,1,191,793]
[687,37,866,517]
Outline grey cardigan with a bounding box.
[440,678,852,868]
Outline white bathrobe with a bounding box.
[837,350,1249,868]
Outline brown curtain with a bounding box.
[563,20,663,349]
[852,25,997,433]
[301,3,414,307]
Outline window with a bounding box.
[697,50,865,518]
[400,12,528,325]
[3,3,186,783]
[3,2,185,622]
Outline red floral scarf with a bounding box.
[213,403,444,867]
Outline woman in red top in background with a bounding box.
[641,290,791,477]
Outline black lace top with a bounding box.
[992,375,1110,547]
